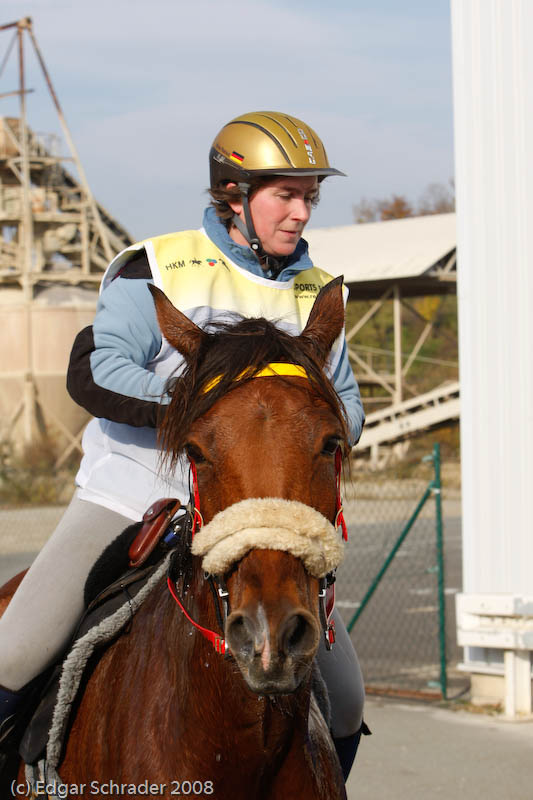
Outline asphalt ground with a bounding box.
[0,505,66,585]
[0,506,65,585]
[346,695,533,800]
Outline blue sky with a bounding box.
[0,0,453,241]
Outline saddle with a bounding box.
[19,498,185,768]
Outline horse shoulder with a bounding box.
[58,585,194,784]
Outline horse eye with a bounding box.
[321,437,341,456]
[185,443,207,464]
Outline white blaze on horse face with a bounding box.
[257,603,271,672]
[261,637,271,673]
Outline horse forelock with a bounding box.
[158,315,349,470]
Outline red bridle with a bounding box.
[166,456,228,653]
[166,575,226,654]
[166,362,348,653]
[189,458,203,536]
[167,449,347,654]
[335,447,348,542]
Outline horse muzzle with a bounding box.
[191,497,343,692]
[225,605,320,694]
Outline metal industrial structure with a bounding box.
[0,18,132,462]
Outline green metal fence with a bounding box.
[337,444,461,699]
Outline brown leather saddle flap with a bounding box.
[128,497,181,568]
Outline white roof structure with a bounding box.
[305,212,456,288]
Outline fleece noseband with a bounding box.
[191,497,344,579]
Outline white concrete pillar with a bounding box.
[451,0,533,714]
[504,650,532,718]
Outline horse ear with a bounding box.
[299,276,345,365]
[148,284,207,359]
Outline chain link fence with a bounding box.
[339,446,467,699]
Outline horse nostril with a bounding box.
[279,612,318,658]
[226,612,256,659]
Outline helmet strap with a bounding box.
[234,182,286,276]
[232,210,258,250]
[236,182,262,255]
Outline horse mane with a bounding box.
[158,315,349,470]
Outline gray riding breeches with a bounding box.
[0,492,364,737]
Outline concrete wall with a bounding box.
[0,288,97,448]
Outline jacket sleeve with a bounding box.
[67,265,168,428]
[332,338,365,447]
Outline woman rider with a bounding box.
[0,111,366,779]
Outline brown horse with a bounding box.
[3,277,350,799]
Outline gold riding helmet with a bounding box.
[209,111,346,187]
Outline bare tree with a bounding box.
[417,180,455,215]
[352,197,379,224]
[352,180,455,223]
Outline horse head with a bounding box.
[150,278,348,696]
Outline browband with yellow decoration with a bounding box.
[203,362,308,394]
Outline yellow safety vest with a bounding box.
[105,229,341,341]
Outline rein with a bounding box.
[167,575,227,654]
[166,362,348,654]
